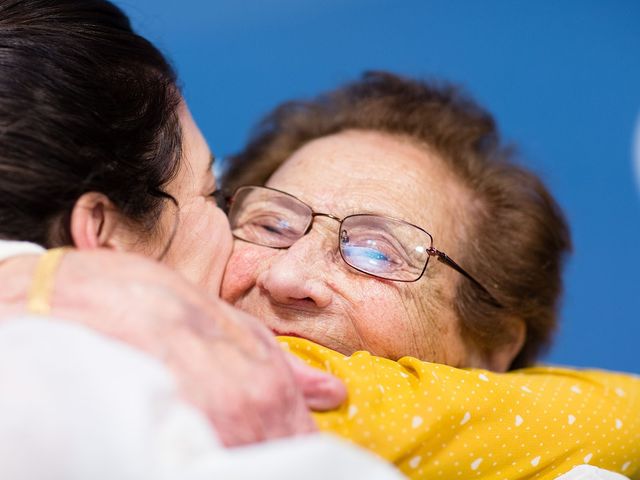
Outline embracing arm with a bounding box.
[0,248,346,446]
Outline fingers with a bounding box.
[217,304,349,413]
[285,352,347,411]
[176,338,319,447]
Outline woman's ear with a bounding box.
[466,318,526,372]
[70,192,125,250]
[484,318,526,372]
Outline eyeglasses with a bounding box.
[220,185,501,305]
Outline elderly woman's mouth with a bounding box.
[270,329,304,339]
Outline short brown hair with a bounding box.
[222,71,571,369]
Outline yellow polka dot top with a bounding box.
[280,337,640,480]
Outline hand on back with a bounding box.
[0,249,346,446]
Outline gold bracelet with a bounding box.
[27,247,71,316]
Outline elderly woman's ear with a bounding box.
[474,318,526,372]
[70,192,129,251]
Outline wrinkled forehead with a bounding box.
[265,130,468,242]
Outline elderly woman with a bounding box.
[220,72,640,479]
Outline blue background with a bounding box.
[115,0,640,373]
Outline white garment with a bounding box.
[0,239,44,261]
[0,241,404,480]
[556,465,631,480]
[0,318,402,480]
[0,317,219,480]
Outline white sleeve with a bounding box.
[0,317,404,480]
[555,465,630,480]
[0,316,222,480]
[183,433,405,480]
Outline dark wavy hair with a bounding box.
[223,71,572,369]
[0,0,182,246]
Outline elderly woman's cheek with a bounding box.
[402,291,470,365]
[221,244,270,303]
[338,281,410,357]
[353,283,455,362]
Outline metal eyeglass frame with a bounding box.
[215,185,502,307]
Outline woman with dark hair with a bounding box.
[0,2,400,479]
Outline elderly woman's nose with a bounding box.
[256,241,332,308]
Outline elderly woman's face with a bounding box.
[222,130,476,365]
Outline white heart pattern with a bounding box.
[411,416,423,429]
[460,411,471,425]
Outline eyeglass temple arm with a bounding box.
[427,247,503,308]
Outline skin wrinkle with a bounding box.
[399,288,424,353]
[398,274,453,364]
[342,284,387,355]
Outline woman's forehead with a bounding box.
[266,130,459,228]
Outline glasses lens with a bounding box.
[228,186,312,248]
[339,215,432,281]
